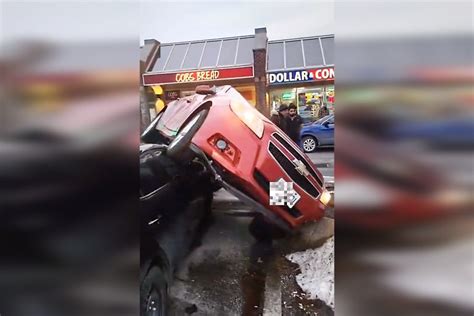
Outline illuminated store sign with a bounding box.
[143,66,254,85]
[268,67,334,85]
[164,90,179,100]
[281,92,295,100]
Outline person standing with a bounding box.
[286,103,303,145]
[271,104,289,134]
[318,104,330,118]
[270,109,280,126]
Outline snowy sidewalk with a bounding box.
[286,237,334,309]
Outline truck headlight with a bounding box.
[230,100,264,138]
[319,189,333,206]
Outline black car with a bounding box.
[140,142,214,315]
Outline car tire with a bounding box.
[141,265,168,316]
[302,136,318,153]
[249,214,286,241]
[167,109,209,160]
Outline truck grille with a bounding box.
[272,133,323,186]
[253,169,302,218]
[268,143,319,198]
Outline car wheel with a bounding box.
[141,265,168,316]
[302,136,318,153]
[167,109,209,159]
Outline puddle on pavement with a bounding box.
[241,239,274,316]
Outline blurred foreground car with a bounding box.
[386,115,474,150]
[300,114,334,152]
[336,126,472,229]
[142,85,331,238]
[0,92,138,315]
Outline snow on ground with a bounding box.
[286,237,334,309]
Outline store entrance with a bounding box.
[270,85,334,123]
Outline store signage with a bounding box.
[281,92,295,100]
[268,67,335,85]
[164,90,179,100]
[143,66,254,85]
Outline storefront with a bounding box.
[142,30,267,110]
[267,36,335,122]
[143,66,257,105]
[141,31,334,120]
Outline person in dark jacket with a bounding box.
[270,109,280,126]
[318,104,330,118]
[286,103,303,145]
[271,104,289,133]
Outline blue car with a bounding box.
[386,116,474,149]
[300,114,334,152]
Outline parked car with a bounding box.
[140,144,213,316]
[141,85,331,235]
[300,114,334,152]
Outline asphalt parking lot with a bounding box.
[306,149,334,180]
[167,148,335,315]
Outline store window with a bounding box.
[321,37,334,65]
[235,85,256,106]
[218,39,238,66]
[200,41,221,68]
[285,40,304,68]
[164,44,188,71]
[182,42,205,69]
[297,85,335,122]
[325,86,335,112]
[151,45,173,72]
[269,85,335,122]
[297,87,323,122]
[235,37,254,64]
[269,87,297,112]
[267,42,284,70]
[303,39,324,67]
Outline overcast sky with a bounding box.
[1,1,471,44]
[140,1,335,44]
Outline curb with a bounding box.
[277,217,334,254]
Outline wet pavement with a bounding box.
[168,213,253,315]
[167,211,334,315]
[166,148,335,315]
[306,149,334,179]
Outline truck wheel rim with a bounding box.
[146,287,162,316]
